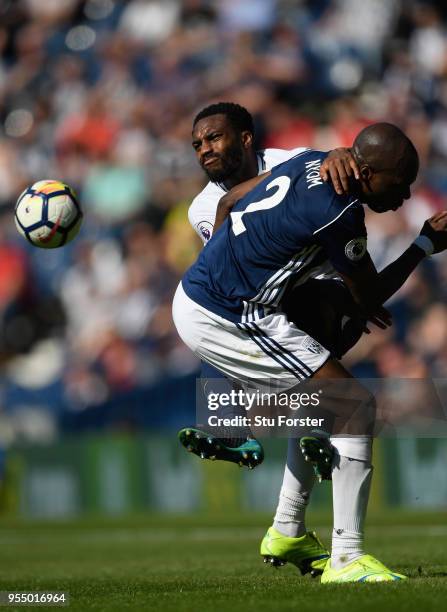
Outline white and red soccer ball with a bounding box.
[15,180,83,249]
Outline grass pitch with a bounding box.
[0,511,446,612]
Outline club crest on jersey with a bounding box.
[302,336,325,355]
[198,221,213,242]
[345,237,367,261]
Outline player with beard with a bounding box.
[189,103,359,244]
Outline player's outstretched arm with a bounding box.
[375,212,447,304]
[338,212,447,319]
[214,171,271,233]
[320,148,360,196]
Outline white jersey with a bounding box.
[188,147,308,244]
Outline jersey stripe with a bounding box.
[264,246,323,308]
[313,199,359,235]
[241,245,322,323]
[252,245,313,304]
[290,257,339,289]
[256,245,318,304]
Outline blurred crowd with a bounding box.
[0,0,447,446]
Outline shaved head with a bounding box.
[353,123,419,183]
[352,123,419,212]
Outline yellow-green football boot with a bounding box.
[260,527,329,576]
[321,554,407,583]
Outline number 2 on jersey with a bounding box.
[231,176,291,236]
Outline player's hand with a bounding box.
[344,303,392,336]
[420,211,447,254]
[351,305,392,335]
[320,148,360,196]
[365,306,392,332]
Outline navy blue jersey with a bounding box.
[182,150,368,323]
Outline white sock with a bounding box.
[330,437,373,569]
[273,438,315,537]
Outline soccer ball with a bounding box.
[14,180,83,248]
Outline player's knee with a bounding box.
[362,391,376,417]
[332,386,376,436]
[350,391,376,435]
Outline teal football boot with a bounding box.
[178,427,264,469]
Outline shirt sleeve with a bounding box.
[188,194,216,244]
[189,213,215,245]
[263,147,309,169]
[288,146,309,158]
[313,200,369,276]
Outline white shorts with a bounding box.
[172,283,330,390]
